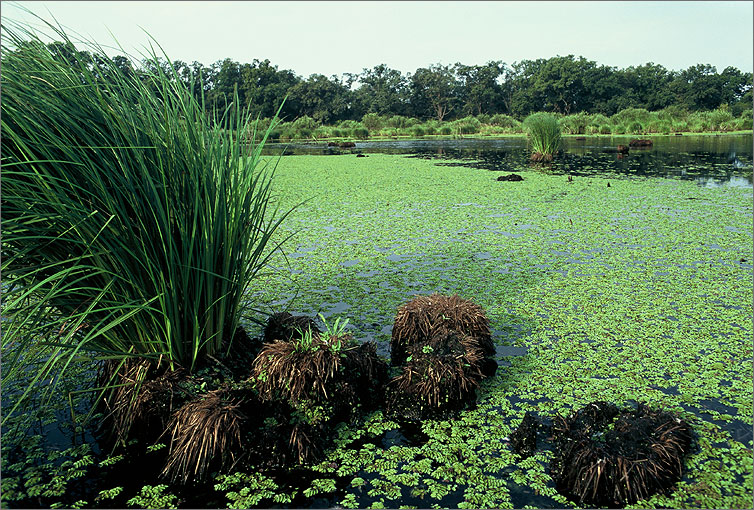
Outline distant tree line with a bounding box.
[26,42,754,124]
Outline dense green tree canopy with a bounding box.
[353,64,409,117]
[409,64,460,121]
[20,41,754,124]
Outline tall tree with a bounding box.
[240,59,300,119]
[286,74,351,124]
[354,64,409,116]
[530,55,596,114]
[620,63,675,111]
[672,64,725,110]
[409,64,460,121]
[506,58,547,117]
[209,58,243,112]
[455,61,504,116]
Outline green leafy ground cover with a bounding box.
[2,153,751,508]
[246,154,753,509]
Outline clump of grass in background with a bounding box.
[361,112,385,131]
[657,105,690,122]
[291,115,319,138]
[736,110,753,131]
[646,119,672,134]
[351,123,370,139]
[386,115,412,129]
[489,114,522,132]
[1,17,291,424]
[423,123,437,135]
[338,119,360,130]
[611,107,654,127]
[559,112,591,135]
[627,121,644,134]
[523,112,561,162]
[452,116,482,134]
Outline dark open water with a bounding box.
[264,134,754,187]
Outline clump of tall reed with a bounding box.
[1,16,291,434]
[523,112,562,162]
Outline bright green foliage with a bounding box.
[126,485,179,509]
[214,472,279,508]
[95,486,124,502]
[523,112,561,155]
[1,439,97,508]
[627,120,644,134]
[303,478,337,498]
[452,116,482,134]
[352,124,371,139]
[1,17,291,423]
[559,112,591,134]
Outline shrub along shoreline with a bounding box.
[254,106,753,143]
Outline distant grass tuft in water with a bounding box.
[524,112,561,160]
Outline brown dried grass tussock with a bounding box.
[253,332,388,406]
[250,331,388,464]
[391,293,493,366]
[161,388,246,483]
[388,328,485,417]
[530,152,554,163]
[252,333,346,403]
[551,401,695,508]
[98,356,186,447]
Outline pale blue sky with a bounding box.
[4,1,753,77]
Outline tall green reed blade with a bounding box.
[1,15,293,423]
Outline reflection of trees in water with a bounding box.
[263,136,753,184]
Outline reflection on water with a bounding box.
[695,175,753,188]
[264,134,753,187]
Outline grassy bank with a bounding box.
[255,107,754,143]
[2,154,752,509]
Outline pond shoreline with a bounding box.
[266,130,754,144]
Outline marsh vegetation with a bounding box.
[1,17,752,510]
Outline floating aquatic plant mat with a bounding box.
[246,154,752,509]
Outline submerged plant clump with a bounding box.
[550,401,696,508]
[251,316,389,464]
[386,294,498,420]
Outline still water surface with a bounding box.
[265,134,753,187]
